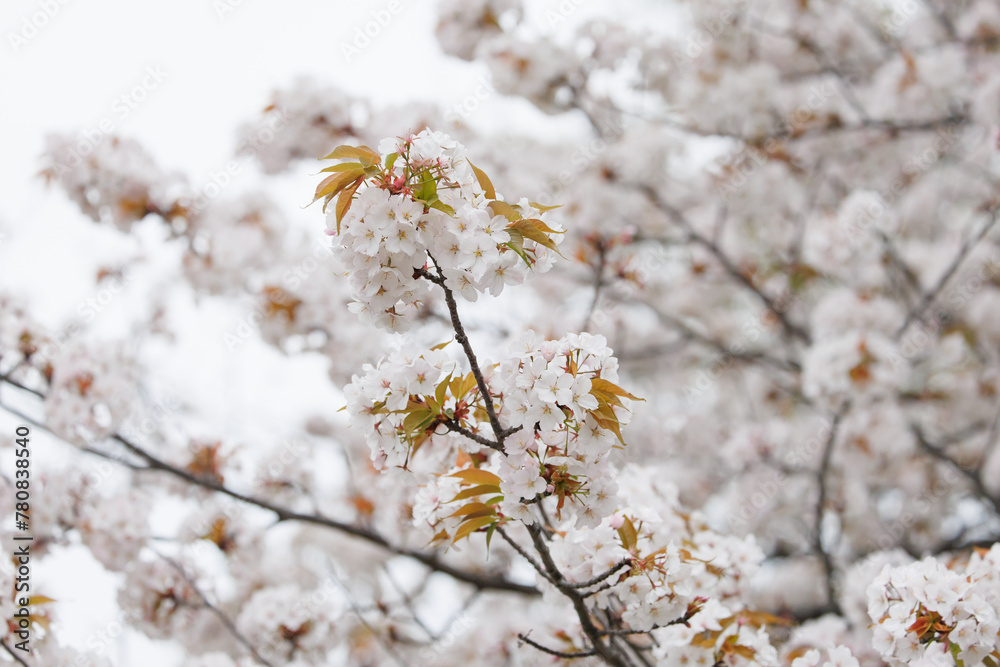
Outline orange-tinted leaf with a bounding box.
[488,200,522,222]
[334,176,364,230]
[590,378,643,401]
[508,219,563,256]
[529,201,563,213]
[469,160,496,199]
[454,515,498,541]
[322,144,380,166]
[617,517,638,551]
[450,469,503,486]
[451,484,502,501]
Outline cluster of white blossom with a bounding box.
[182,193,288,295]
[41,133,185,230]
[77,489,151,571]
[489,331,629,526]
[235,584,341,662]
[344,345,460,469]
[327,130,560,331]
[44,340,139,446]
[11,0,1000,663]
[117,558,207,640]
[867,545,1000,666]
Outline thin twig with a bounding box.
[518,633,597,659]
[155,551,276,667]
[0,379,539,598]
[814,409,845,613]
[897,211,999,336]
[0,640,30,667]
[912,424,1000,516]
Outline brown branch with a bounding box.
[518,633,597,659]
[897,210,999,337]
[0,379,539,598]
[631,185,812,344]
[0,640,30,667]
[912,424,1000,516]
[525,524,633,666]
[440,419,504,452]
[814,409,845,614]
[155,551,276,667]
[421,258,509,448]
[581,240,608,333]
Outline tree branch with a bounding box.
[814,409,845,614]
[0,379,539,598]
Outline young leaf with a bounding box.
[320,162,366,173]
[590,378,644,402]
[508,219,564,256]
[322,144,381,167]
[617,517,638,551]
[451,484,503,502]
[314,167,365,207]
[450,468,503,487]
[334,176,364,230]
[488,200,522,222]
[529,201,563,213]
[454,515,498,542]
[469,160,497,199]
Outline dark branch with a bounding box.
[518,633,597,659]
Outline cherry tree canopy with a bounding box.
[2,0,1000,665]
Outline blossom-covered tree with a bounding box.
[3,0,1000,665]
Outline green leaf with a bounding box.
[485,522,497,551]
[412,169,438,203]
[385,152,399,170]
[434,375,451,410]
[504,231,532,267]
[403,409,436,435]
[469,160,496,199]
[529,201,563,213]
